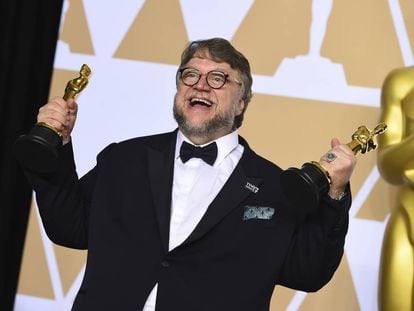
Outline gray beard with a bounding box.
[173,103,235,139]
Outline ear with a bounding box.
[236,98,245,116]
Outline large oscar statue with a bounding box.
[14,64,91,173]
[281,123,387,210]
[377,66,414,311]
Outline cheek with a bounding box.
[175,88,187,104]
[216,96,238,114]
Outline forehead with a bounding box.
[184,55,236,74]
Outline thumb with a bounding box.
[67,98,77,109]
[67,98,78,114]
[331,137,341,148]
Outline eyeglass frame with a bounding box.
[177,67,242,90]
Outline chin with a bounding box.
[174,105,233,138]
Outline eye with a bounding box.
[208,72,226,85]
[185,71,197,78]
[182,69,199,80]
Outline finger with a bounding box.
[39,103,67,116]
[41,99,69,117]
[325,151,337,163]
[39,105,68,123]
[50,96,69,110]
[333,143,354,157]
[38,107,69,131]
[331,138,341,148]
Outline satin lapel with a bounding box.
[183,146,262,246]
[147,132,176,253]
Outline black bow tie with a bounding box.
[179,141,218,165]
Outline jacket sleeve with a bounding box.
[24,141,111,249]
[278,185,351,292]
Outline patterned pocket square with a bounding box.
[243,206,275,220]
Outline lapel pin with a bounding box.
[245,182,259,193]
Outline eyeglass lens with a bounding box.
[181,68,227,89]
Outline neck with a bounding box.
[186,134,217,145]
[180,127,233,145]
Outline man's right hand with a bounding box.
[37,96,78,145]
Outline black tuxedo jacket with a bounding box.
[27,130,351,311]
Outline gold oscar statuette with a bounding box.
[377,65,414,311]
[14,64,91,173]
[280,123,387,210]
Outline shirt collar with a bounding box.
[175,130,239,166]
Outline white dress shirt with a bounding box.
[142,130,244,310]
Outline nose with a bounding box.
[193,74,211,91]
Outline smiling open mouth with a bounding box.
[190,98,212,107]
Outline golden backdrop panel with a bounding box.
[322,0,404,87]
[299,256,360,311]
[232,0,311,75]
[59,0,94,54]
[400,0,414,52]
[114,0,189,64]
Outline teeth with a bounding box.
[190,98,211,106]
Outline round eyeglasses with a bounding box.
[178,67,241,89]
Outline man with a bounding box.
[26,38,356,310]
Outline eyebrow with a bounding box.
[183,67,229,74]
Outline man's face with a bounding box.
[173,55,245,143]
